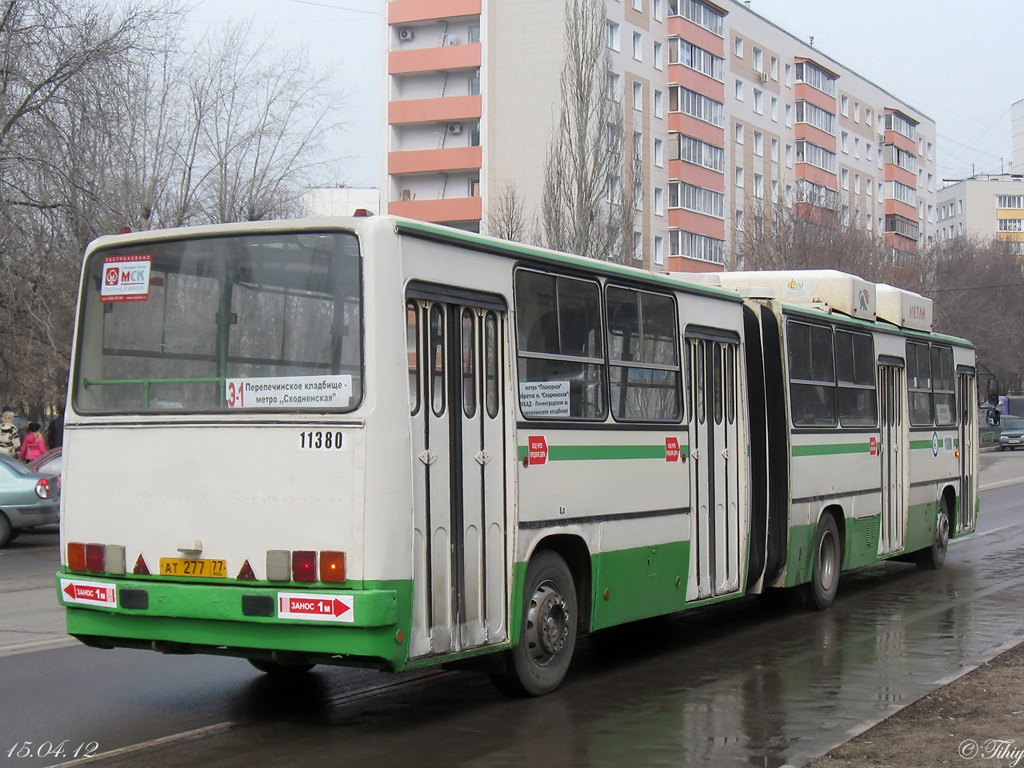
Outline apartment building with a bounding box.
[936,174,1024,254]
[384,0,937,273]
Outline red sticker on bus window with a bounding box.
[528,436,548,465]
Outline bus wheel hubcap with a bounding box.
[526,580,568,663]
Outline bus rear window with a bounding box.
[73,232,362,414]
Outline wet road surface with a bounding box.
[2,460,1023,768]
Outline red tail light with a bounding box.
[85,544,105,573]
[292,551,317,582]
[34,478,50,499]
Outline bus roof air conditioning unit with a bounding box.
[447,123,463,135]
[399,28,414,41]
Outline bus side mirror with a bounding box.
[987,409,1001,427]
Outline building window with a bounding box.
[840,94,849,116]
[854,102,860,123]
[770,55,778,79]
[753,47,763,72]
[754,173,764,199]
[607,21,620,51]
[735,123,744,144]
[654,89,664,118]
[771,137,779,163]
[633,81,643,110]
[736,166,744,187]
[734,35,743,57]
[654,137,664,166]
[885,111,917,140]
[669,230,725,263]
[841,131,849,153]
[785,63,792,87]
[633,31,643,61]
[753,89,763,114]
[795,61,836,97]
[796,140,837,173]
[668,181,725,217]
[735,80,744,101]
[785,103,793,127]
[785,144,793,168]
[653,0,663,21]
[771,96,778,122]
[654,236,664,265]
[654,41,663,70]
[654,186,664,214]
[841,168,849,190]
[735,209,744,231]
[669,86,724,126]
[753,130,763,156]
[669,0,725,36]
[633,231,643,260]
[795,100,835,135]
[671,39,724,81]
[675,133,725,172]
[608,72,621,101]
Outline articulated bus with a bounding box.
[57,216,977,695]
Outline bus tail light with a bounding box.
[266,549,347,582]
[67,543,87,572]
[86,544,105,573]
[292,551,317,582]
[320,551,346,583]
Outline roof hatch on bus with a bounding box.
[875,283,933,332]
[673,270,876,322]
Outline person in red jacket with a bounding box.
[18,422,47,462]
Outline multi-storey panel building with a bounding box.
[384,0,937,272]
[936,174,1024,254]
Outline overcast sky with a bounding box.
[186,0,1023,187]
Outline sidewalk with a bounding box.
[805,636,1024,767]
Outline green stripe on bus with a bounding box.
[516,444,682,461]
[791,443,871,457]
[910,440,935,450]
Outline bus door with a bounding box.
[957,370,977,532]
[407,291,509,658]
[686,332,742,602]
[877,360,907,554]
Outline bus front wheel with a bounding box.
[492,550,577,697]
[806,514,840,611]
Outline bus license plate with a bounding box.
[159,558,228,578]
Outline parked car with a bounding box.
[27,447,62,489]
[998,418,1024,451]
[0,454,59,546]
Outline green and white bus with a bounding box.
[57,216,978,695]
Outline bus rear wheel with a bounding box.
[492,550,577,697]
[806,514,840,611]
[917,498,950,571]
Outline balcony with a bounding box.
[389,0,481,24]
[389,94,482,125]
[390,43,481,75]
[389,196,482,224]
[389,146,482,175]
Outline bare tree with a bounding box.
[541,0,633,263]
[739,191,891,282]
[0,2,349,414]
[486,180,530,242]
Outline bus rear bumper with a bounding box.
[56,573,412,670]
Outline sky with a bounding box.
[185,0,1024,187]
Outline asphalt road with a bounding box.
[1,453,1022,768]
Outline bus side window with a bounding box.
[788,321,837,427]
[514,269,605,420]
[932,346,955,426]
[836,329,876,427]
[907,342,932,425]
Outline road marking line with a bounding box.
[0,636,78,657]
[48,722,235,768]
[980,475,1024,491]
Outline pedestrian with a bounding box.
[18,421,47,462]
[0,411,21,459]
[46,407,64,449]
